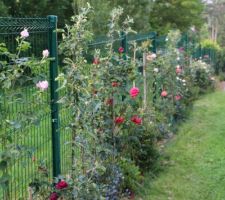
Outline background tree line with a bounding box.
[1,0,204,35]
[2,1,225,51]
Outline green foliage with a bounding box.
[150,0,204,34]
[218,72,225,81]
[2,0,73,25]
[189,59,214,93]
[119,158,142,192]
[0,1,8,16]
[200,39,221,52]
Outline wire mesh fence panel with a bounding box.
[0,17,53,200]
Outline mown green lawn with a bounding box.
[139,91,225,200]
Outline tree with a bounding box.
[0,1,8,16]
[109,0,155,33]
[149,0,204,34]
[2,0,74,26]
[203,0,225,45]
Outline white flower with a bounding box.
[190,26,196,32]
[182,79,186,83]
[177,57,180,61]
[153,68,159,73]
[42,49,49,58]
[210,77,215,81]
[20,28,29,38]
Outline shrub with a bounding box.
[200,39,221,52]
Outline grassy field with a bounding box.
[139,91,225,200]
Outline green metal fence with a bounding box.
[0,16,60,200]
[0,16,216,200]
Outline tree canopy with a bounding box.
[149,0,204,34]
[0,0,205,35]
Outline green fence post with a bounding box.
[48,15,61,177]
[152,32,157,53]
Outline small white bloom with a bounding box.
[165,38,168,41]
[182,79,186,83]
[42,49,49,58]
[190,26,196,32]
[153,68,159,73]
[177,57,180,61]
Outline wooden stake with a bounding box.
[143,52,147,110]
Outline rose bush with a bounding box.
[27,5,215,200]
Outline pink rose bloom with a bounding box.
[161,90,167,97]
[118,47,124,53]
[178,47,184,52]
[42,49,49,58]
[20,28,29,38]
[129,87,140,98]
[36,80,49,91]
[114,116,125,124]
[176,67,182,74]
[175,95,182,101]
[55,180,68,190]
[146,53,157,61]
[131,116,142,125]
[49,192,58,200]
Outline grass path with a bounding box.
[139,91,225,200]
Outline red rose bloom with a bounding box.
[112,82,119,87]
[106,98,113,105]
[93,58,100,65]
[118,47,124,53]
[131,116,142,125]
[55,180,68,190]
[115,117,125,124]
[49,192,58,200]
[129,87,140,98]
